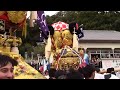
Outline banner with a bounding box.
[102,59,120,69]
[78,26,84,39]
[37,11,49,39]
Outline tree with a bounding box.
[113,19,120,31]
[33,44,45,57]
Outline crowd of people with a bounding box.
[40,64,120,79]
[0,54,120,79]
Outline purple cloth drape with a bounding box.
[37,11,49,39]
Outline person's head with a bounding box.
[79,49,85,58]
[95,67,101,73]
[55,70,66,79]
[0,54,18,79]
[48,68,56,79]
[57,75,66,79]
[69,22,79,34]
[44,70,49,75]
[82,64,96,79]
[66,69,84,79]
[107,67,116,75]
[107,68,114,73]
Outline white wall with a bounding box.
[79,43,120,50]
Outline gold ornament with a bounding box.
[7,11,26,24]
[62,30,73,46]
[53,31,62,50]
[0,11,5,16]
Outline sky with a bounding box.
[44,11,59,16]
[27,11,59,18]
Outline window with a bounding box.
[87,48,113,59]
[114,48,120,58]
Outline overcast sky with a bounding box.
[44,11,59,16]
[27,11,59,18]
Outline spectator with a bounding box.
[104,68,119,79]
[84,51,90,65]
[66,68,84,79]
[107,68,116,75]
[48,68,56,79]
[55,70,66,79]
[0,54,18,79]
[44,70,49,79]
[94,67,104,79]
[82,64,96,79]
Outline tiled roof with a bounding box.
[80,30,120,40]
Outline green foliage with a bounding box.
[46,11,120,31]
[33,44,45,56]
[113,19,120,31]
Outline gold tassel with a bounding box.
[72,27,78,52]
[45,32,52,59]
[9,28,12,36]
[47,32,52,51]
[22,19,27,38]
[49,52,54,63]
[45,44,48,59]
[45,44,51,60]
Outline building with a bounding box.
[78,30,120,69]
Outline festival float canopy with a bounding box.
[52,21,69,31]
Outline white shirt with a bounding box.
[116,72,120,79]
[110,74,119,79]
[94,72,105,79]
[44,75,49,79]
[104,73,119,79]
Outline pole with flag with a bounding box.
[37,11,49,39]
[78,24,84,39]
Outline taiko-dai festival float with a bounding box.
[0,11,86,79]
[0,11,46,79]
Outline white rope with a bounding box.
[66,46,82,64]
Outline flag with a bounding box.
[43,59,47,72]
[37,11,49,39]
[78,27,84,39]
